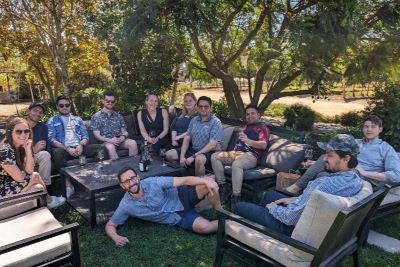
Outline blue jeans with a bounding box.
[234,190,294,236]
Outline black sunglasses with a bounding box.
[14,129,30,135]
[120,176,138,185]
[58,103,71,108]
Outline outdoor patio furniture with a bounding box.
[0,191,81,266]
[213,180,387,267]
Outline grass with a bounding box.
[48,177,400,267]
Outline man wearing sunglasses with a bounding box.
[105,167,222,247]
[91,91,138,160]
[47,95,104,198]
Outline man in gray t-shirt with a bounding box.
[105,167,222,247]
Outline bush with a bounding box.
[283,104,316,131]
[212,96,230,117]
[340,111,363,126]
[365,82,400,150]
[264,103,288,117]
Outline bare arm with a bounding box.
[105,221,129,247]
[239,134,267,150]
[356,165,387,182]
[157,108,169,140]
[2,164,28,182]
[172,176,218,196]
[194,140,218,156]
[180,135,191,159]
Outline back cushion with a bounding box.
[220,126,235,151]
[289,180,373,261]
[262,134,306,172]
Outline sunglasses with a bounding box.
[14,129,30,135]
[105,100,115,104]
[120,176,138,185]
[58,103,71,108]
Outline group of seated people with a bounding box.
[1,89,399,249]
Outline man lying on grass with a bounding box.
[105,167,222,247]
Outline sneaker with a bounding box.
[66,186,75,199]
[230,194,241,211]
[47,196,66,209]
[218,184,232,204]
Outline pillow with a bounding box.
[263,135,306,172]
[289,180,372,261]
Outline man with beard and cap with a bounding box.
[233,134,364,236]
[105,167,222,247]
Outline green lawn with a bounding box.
[50,201,400,267]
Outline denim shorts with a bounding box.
[176,186,201,230]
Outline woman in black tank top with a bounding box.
[137,93,170,153]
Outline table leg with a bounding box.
[90,192,97,228]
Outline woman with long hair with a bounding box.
[0,117,65,208]
[165,93,198,162]
[137,93,170,153]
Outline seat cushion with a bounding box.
[224,166,276,181]
[290,180,373,261]
[225,220,311,267]
[380,191,400,206]
[262,135,306,172]
[0,200,37,220]
[0,208,71,267]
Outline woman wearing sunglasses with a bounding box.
[0,117,65,208]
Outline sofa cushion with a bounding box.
[262,134,306,172]
[380,191,400,206]
[0,208,71,266]
[224,166,276,181]
[225,220,311,267]
[289,180,372,261]
[0,200,37,220]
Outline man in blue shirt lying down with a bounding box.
[234,134,363,236]
[105,167,221,247]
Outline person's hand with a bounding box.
[172,140,178,147]
[109,137,120,146]
[112,235,130,247]
[204,179,219,196]
[75,145,83,156]
[66,147,76,157]
[356,165,365,176]
[266,202,277,209]
[116,136,126,144]
[33,140,46,153]
[185,156,195,166]
[23,139,33,154]
[238,132,250,143]
[274,197,296,205]
[180,157,187,167]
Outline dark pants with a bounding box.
[51,144,104,171]
[234,190,294,236]
[151,136,171,154]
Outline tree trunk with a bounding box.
[170,64,180,105]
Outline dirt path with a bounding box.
[0,102,30,124]
[193,88,367,117]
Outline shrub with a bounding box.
[365,82,400,150]
[340,111,363,126]
[212,96,230,117]
[283,104,316,131]
[264,103,288,117]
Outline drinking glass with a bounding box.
[159,148,166,166]
[79,155,86,167]
[98,149,104,163]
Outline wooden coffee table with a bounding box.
[60,156,185,227]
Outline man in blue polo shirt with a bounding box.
[179,96,222,176]
[105,167,222,247]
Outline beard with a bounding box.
[129,180,141,194]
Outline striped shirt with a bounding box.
[269,170,362,225]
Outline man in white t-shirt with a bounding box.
[47,95,104,198]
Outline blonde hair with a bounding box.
[181,92,197,116]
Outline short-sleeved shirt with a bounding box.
[110,176,184,226]
[187,114,222,151]
[171,114,197,136]
[90,110,127,139]
[235,122,270,160]
[31,122,48,145]
[269,170,362,225]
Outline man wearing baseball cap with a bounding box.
[26,102,52,186]
[233,134,363,236]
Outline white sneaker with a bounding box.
[47,196,66,209]
[66,186,75,199]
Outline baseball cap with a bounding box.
[28,102,45,112]
[317,134,359,156]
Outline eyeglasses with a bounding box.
[14,129,30,135]
[58,103,71,108]
[120,176,138,185]
[198,105,210,109]
[105,100,115,104]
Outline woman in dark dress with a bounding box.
[165,93,197,162]
[0,117,65,208]
[137,93,170,153]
